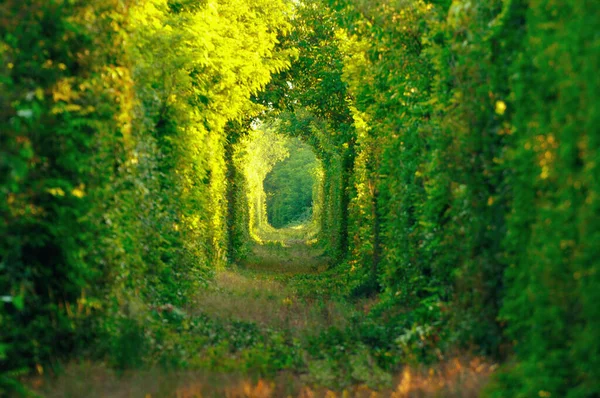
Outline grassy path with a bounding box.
[30,237,493,397]
[194,242,354,335]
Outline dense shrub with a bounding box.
[322,0,599,395]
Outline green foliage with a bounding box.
[1,0,597,396]
[1,0,136,384]
[264,138,319,228]
[328,0,497,341]
[257,0,357,259]
[324,0,599,395]
[489,1,600,396]
[236,123,291,240]
[0,0,293,388]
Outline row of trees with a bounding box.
[1,0,293,387]
[267,0,598,396]
[233,123,290,244]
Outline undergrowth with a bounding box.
[28,241,487,397]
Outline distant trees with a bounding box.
[235,123,290,241]
[264,138,319,228]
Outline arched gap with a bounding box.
[236,120,323,244]
[263,136,320,229]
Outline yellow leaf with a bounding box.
[495,100,507,115]
[35,88,44,100]
[71,184,86,198]
[47,188,65,197]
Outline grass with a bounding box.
[26,230,496,397]
[29,358,494,397]
[192,269,355,335]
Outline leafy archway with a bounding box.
[2,0,598,396]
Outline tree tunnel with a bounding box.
[231,120,327,245]
[3,0,597,395]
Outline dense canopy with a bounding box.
[1,0,598,396]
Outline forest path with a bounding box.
[31,237,492,398]
[33,238,366,397]
[191,239,355,340]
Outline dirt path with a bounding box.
[31,240,365,397]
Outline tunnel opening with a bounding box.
[237,121,323,244]
[263,137,319,229]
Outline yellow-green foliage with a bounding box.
[1,0,598,395]
[237,123,290,240]
[264,137,319,228]
[129,0,294,269]
[268,0,356,259]
[326,0,599,395]
[0,0,293,386]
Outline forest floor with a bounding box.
[30,228,494,398]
